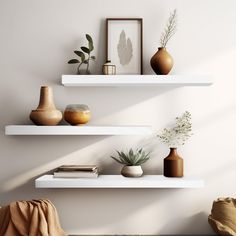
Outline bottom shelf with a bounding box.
[35,175,204,189]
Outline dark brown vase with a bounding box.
[150,47,173,75]
[164,148,183,177]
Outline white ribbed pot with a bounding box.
[121,165,143,177]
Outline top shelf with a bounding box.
[62,75,213,87]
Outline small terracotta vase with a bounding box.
[150,47,173,75]
[164,148,183,177]
[30,86,62,125]
[64,104,91,125]
[121,165,143,177]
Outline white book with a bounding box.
[53,171,98,178]
[57,165,98,172]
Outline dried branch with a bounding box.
[160,9,177,48]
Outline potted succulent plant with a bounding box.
[150,9,177,75]
[111,148,150,177]
[68,34,96,74]
[157,111,193,177]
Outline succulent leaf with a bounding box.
[110,156,124,165]
[110,148,150,166]
[120,152,130,165]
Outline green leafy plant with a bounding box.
[157,111,193,147]
[111,148,150,166]
[160,9,177,48]
[68,34,96,74]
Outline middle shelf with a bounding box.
[35,175,204,189]
[5,125,152,136]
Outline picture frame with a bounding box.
[106,18,143,75]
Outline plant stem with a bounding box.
[77,62,83,74]
[86,53,90,74]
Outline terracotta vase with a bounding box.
[30,86,62,125]
[150,47,173,75]
[64,104,91,125]
[121,165,143,177]
[164,148,183,177]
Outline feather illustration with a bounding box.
[117,30,133,65]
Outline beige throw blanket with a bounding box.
[0,199,67,236]
[209,197,236,236]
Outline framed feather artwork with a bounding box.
[106,18,143,75]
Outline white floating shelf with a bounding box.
[5,125,152,136]
[35,175,204,189]
[62,75,213,87]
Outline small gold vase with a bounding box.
[64,104,91,125]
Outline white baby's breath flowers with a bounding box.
[157,111,193,148]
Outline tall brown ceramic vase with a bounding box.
[164,148,183,177]
[30,86,62,125]
[150,47,173,75]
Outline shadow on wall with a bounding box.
[48,188,182,234]
[53,18,106,80]
[17,18,106,84]
[0,13,162,126]
[193,101,236,132]
[0,134,165,196]
[158,211,214,235]
[59,86,180,125]
[0,135,110,196]
[0,81,175,200]
[1,77,180,128]
[0,182,215,235]
[0,174,186,234]
[1,0,236,234]
[2,84,235,202]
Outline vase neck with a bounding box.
[169,147,178,155]
[158,47,166,50]
[37,86,56,110]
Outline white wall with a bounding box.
[1,0,236,234]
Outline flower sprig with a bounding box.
[157,111,193,147]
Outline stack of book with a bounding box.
[53,165,99,178]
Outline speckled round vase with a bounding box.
[150,47,173,75]
[164,148,183,177]
[30,86,62,126]
[64,104,91,125]
[121,165,143,177]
